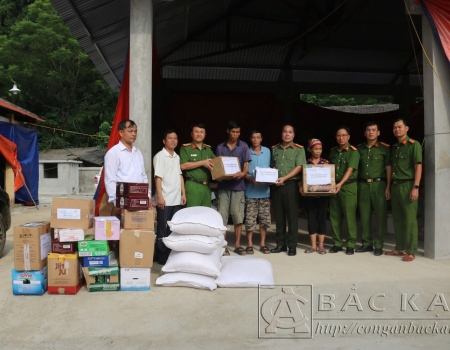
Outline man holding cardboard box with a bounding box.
[153,129,186,265]
[215,121,251,256]
[329,126,360,255]
[270,124,306,256]
[356,122,391,256]
[180,123,216,207]
[104,120,149,214]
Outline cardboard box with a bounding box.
[116,182,148,197]
[302,164,336,196]
[14,222,51,271]
[254,167,278,183]
[83,266,120,292]
[116,196,149,211]
[12,267,47,295]
[52,241,77,254]
[52,227,94,242]
[121,209,155,230]
[78,239,110,257]
[119,230,155,268]
[99,192,114,216]
[94,216,120,240]
[210,156,241,181]
[120,268,151,291]
[47,253,83,294]
[82,251,118,267]
[50,198,95,229]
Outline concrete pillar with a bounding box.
[422,15,450,259]
[130,0,153,184]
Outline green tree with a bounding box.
[0,0,34,35]
[0,0,117,149]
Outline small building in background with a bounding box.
[39,147,105,195]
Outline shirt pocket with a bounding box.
[398,152,410,166]
[370,154,380,166]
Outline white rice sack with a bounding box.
[163,233,226,254]
[167,206,227,236]
[155,273,217,290]
[162,246,224,277]
[215,256,275,288]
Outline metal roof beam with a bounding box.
[160,0,256,60]
[162,78,422,97]
[61,0,120,87]
[91,18,130,44]
[164,35,295,66]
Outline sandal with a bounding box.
[260,246,271,254]
[318,247,327,255]
[385,249,406,256]
[233,247,247,255]
[222,248,230,256]
[246,246,254,255]
[402,253,415,262]
[304,247,316,254]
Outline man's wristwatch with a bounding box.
[414,185,420,189]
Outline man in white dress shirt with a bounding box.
[104,120,149,214]
[153,130,186,264]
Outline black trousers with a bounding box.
[272,181,299,248]
[305,196,329,234]
[156,205,182,263]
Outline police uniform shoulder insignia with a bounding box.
[330,146,338,150]
[272,143,280,148]
[294,143,304,148]
[182,143,191,147]
[350,145,357,151]
[380,141,390,147]
[408,139,416,144]
[204,143,211,148]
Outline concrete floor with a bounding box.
[1,195,449,349]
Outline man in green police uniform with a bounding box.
[270,124,306,256]
[180,123,216,207]
[329,126,360,255]
[356,122,391,256]
[385,118,422,262]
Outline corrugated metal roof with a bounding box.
[163,66,280,81]
[50,0,424,91]
[39,147,105,165]
[293,70,396,85]
[0,98,44,122]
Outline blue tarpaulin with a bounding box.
[0,122,39,204]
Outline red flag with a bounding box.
[95,51,130,215]
[422,0,450,62]
[95,42,161,215]
[0,134,25,192]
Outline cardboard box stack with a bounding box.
[118,181,155,291]
[78,216,120,292]
[12,222,51,295]
[48,198,95,294]
[12,185,156,295]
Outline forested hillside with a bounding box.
[0,0,118,149]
